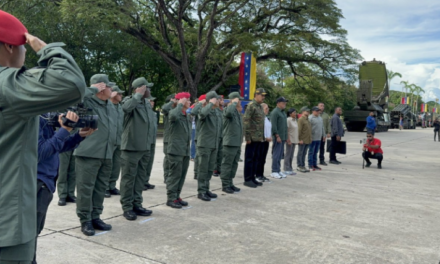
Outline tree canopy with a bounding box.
[59,0,362,98]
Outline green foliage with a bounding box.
[2,0,177,106]
[58,0,362,98]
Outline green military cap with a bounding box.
[132,77,154,89]
[300,106,310,113]
[206,91,220,101]
[228,91,244,100]
[90,74,110,86]
[111,84,125,94]
[255,88,267,95]
[165,93,176,102]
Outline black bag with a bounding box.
[326,139,346,154]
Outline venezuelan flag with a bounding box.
[238,52,257,100]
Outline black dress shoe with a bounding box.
[198,193,211,201]
[133,207,153,216]
[109,188,120,195]
[230,185,241,192]
[166,200,182,209]
[104,190,111,198]
[66,196,76,203]
[194,175,198,180]
[222,187,234,194]
[123,210,137,221]
[206,191,217,198]
[243,181,257,188]
[319,161,328,166]
[252,179,263,186]
[178,198,188,206]
[145,183,155,190]
[58,198,66,206]
[329,160,340,165]
[365,162,372,167]
[92,218,112,230]
[81,221,95,236]
[377,164,382,169]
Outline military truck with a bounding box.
[390,104,416,129]
[344,59,391,132]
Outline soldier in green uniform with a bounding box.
[220,92,244,194]
[196,91,220,201]
[161,94,177,183]
[143,95,157,190]
[119,77,154,221]
[190,94,206,180]
[165,92,192,208]
[213,95,224,177]
[0,10,86,262]
[105,83,125,197]
[74,74,117,236]
[57,129,79,206]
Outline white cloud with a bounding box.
[335,0,440,101]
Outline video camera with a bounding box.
[46,103,98,129]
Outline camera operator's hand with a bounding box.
[58,111,78,132]
[25,33,47,52]
[79,128,97,138]
[178,98,187,105]
[91,83,107,92]
[135,85,147,95]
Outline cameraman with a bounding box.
[0,11,85,262]
[34,111,95,263]
[362,132,383,169]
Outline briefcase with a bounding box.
[326,140,346,154]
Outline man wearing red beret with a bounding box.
[0,10,86,263]
[166,92,192,208]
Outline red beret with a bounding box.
[198,94,206,101]
[175,92,191,99]
[0,10,28,46]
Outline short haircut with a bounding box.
[261,103,268,107]
[318,102,324,106]
[335,106,341,111]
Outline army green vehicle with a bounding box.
[390,104,416,129]
[344,60,391,132]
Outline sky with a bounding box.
[335,0,440,102]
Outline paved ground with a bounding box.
[36,129,440,264]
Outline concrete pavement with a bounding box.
[36,129,440,264]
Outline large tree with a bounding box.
[59,0,361,98]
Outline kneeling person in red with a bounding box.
[362,133,383,169]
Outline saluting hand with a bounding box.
[232,98,240,103]
[25,33,47,52]
[209,98,217,105]
[135,85,147,95]
[91,82,107,92]
[178,98,187,105]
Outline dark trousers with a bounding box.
[329,136,340,161]
[297,144,309,167]
[434,130,439,141]
[244,141,262,182]
[362,152,383,164]
[256,141,269,177]
[308,140,321,167]
[33,180,54,264]
[319,139,326,162]
[271,140,285,173]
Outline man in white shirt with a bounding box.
[255,103,272,183]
